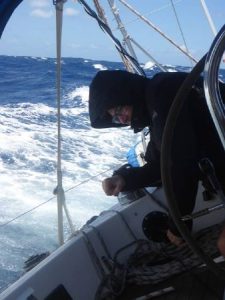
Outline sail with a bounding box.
[0,0,23,38]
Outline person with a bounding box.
[218,227,225,256]
[88,69,225,246]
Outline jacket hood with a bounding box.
[89,70,147,129]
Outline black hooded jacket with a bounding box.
[89,70,149,130]
[89,70,225,196]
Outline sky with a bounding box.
[1,0,225,66]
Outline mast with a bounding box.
[93,0,134,73]
[107,0,138,61]
[107,0,166,72]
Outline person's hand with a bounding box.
[102,175,126,196]
[166,229,184,247]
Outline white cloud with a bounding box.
[30,9,53,18]
[64,8,79,17]
[29,0,49,8]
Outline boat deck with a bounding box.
[119,263,225,300]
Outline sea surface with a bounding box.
[0,55,224,292]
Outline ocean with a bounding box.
[0,55,223,292]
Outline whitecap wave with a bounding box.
[143,61,155,69]
[66,86,89,102]
[93,64,108,71]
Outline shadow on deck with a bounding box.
[119,262,225,300]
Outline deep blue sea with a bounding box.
[0,55,224,292]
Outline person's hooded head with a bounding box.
[89,70,148,131]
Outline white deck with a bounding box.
[0,185,224,300]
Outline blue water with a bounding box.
[0,55,141,291]
[0,55,224,292]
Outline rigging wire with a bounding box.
[200,0,217,37]
[0,168,112,229]
[93,0,134,72]
[107,0,138,62]
[107,0,166,72]
[118,0,197,63]
[1,0,145,235]
[111,0,183,30]
[129,37,167,72]
[77,0,146,76]
[170,0,193,67]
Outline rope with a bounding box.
[159,235,222,299]
[95,224,223,299]
[107,0,138,62]
[85,224,112,259]
[81,230,106,279]
[54,0,67,245]
[77,0,146,76]
[90,0,134,73]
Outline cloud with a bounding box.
[29,2,78,19]
[30,9,53,18]
[64,8,79,17]
[29,0,49,8]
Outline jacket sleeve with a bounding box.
[114,139,161,191]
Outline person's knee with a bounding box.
[217,229,225,256]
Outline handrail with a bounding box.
[204,24,225,150]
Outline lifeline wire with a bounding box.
[0,168,112,229]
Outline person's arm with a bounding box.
[114,139,161,191]
[102,139,161,195]
[101,161,161,196]
[102,175,126,196]
[114,160,161,191]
